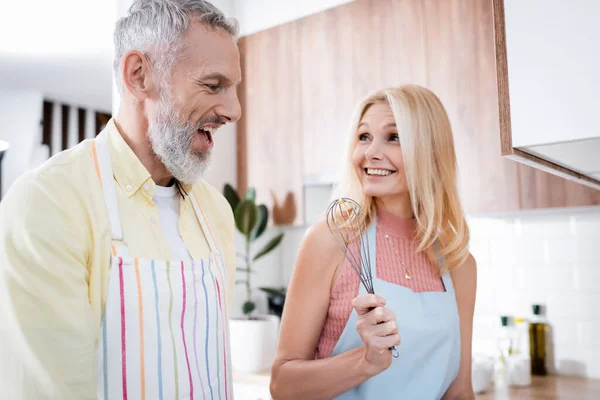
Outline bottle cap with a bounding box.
[532,304,542,316]
[501,315,509,326]
[514,317,525,323]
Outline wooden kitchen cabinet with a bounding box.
[237,22,304,225]
[237,0,600,225]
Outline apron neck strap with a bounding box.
[189,192,219,253]
[432,241,455,292]
[92,133,125,243]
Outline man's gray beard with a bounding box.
[147,93,212,185]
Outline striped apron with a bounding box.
[92,133,232,399]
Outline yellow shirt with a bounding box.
[0,120,236,399]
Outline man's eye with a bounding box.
[206,84,220,92]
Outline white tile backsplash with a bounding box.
[470,206,600,379]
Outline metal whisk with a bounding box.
[326,198,399,358]
[326,198,375,294]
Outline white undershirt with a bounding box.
[153,184,193,263]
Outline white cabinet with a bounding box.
[504,0,600,147]
[497,0,600,188]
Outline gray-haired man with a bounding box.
[0,1,241,399]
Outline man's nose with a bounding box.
[216,89,242,123]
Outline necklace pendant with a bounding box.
[405,271,412,280]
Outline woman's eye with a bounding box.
[389,133,399,141]
[358,133,370,141]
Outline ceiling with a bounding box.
[0,0,116,111]
[0,52,114,112]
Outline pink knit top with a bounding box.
[315,208,445,359]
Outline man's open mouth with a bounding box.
[197,127,215,143]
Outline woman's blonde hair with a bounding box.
[330,84,470,272]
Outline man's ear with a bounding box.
[120,51,158,102]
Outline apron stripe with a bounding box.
[180,262,194,400]
[166,261,180,399]
[90,141,102,186]
[201,259,215,400]
[118,257,128,400]
[134,258,146,400]
[213,254,231,398]
[208,264,222,400]
[151,261,164,400]
[215,277,228,400]
[102,314,108,400]
[192,262,206,394]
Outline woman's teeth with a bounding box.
[366,168,393,176]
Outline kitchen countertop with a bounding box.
[476,376,600,399]
[234,371,600,399]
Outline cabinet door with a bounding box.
[237,23,304,225]
[518,164,600,209]
[423,0,521,214]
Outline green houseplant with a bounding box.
[223,183,284,318]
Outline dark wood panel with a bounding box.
[78,108,86,144]
[61,104,69,152]
[423,0,521,214]
[42,100,53,152]
[238,21,304,225]
[95,112,111,135]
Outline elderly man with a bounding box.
[0,1,241,399]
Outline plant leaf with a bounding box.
[259,287,287,296]
[242,301,256,315]
[234,199,259,239]
[236,267,255,274]
[245,187,256,202]
[250,204,268,241]
[223,183,240,212]
[253,233,284,262]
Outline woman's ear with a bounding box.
[120,51,158,102]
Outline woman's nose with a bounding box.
[365,141,383,161]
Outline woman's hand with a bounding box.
[353,294,400,376]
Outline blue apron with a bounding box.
[331,220,461,399]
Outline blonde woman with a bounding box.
[270,85,477,400]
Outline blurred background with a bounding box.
[1,0,599,398]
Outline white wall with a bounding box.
[0,90,43,197]
[234,0,355,36]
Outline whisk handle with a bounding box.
[367,306,399,358]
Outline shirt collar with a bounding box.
[103,119,194,198]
